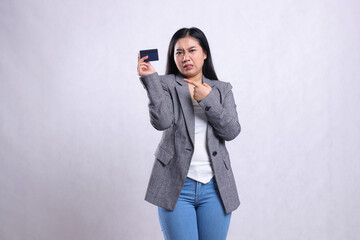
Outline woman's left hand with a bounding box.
[183,79,212,101]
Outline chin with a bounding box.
[181,71,196,78]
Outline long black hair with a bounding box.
[166,27,218,80]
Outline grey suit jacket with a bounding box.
[139,72,241,214]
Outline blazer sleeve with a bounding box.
[198,82,241,141]
[139,72,174,130]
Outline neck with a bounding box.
[187,73,203,84]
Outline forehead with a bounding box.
[174,36,201,49]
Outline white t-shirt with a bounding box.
[187,100,214,184]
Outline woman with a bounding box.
[137,27,241,240]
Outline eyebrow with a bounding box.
[176,46,197,51]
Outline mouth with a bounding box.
[183,64,193,70]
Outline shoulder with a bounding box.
[140,72,175,80]
[158,74,176,82]
[153,74,176,88]
[140,73,177,88]
[210,79,233,94]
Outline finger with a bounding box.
[144,62,153,70]
[139,55,149,63]
[139,61,150,67]
[139,62,149,68]
[192,81,201,87]
[140,66,148,72]
[139,64,148,69]
[202,83,211,88]
[138,53,146,62]
[183,79,201,87]
[183,78,192,85]
[138,64,148,70]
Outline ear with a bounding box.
[204,51,207,60]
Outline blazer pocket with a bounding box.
[154,146,174,166]
[223,153,231,170]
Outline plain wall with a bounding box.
[1,0,359,239]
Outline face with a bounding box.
[174,36,207,79]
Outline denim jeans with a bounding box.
[158,177,231,240]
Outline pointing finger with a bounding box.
[183,78,193,85]
[202,83,211,88]
[183,79,201,87]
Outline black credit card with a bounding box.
[140,49,159,62]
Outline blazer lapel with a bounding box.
[202,76,216,88]
[175,75,195,146]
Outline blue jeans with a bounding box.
[158,177,231,240]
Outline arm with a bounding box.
[139,72,174,131]
[137,54,174,130]
[198,82,241,141]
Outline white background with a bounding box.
[1,0,359,239]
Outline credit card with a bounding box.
[140,49,159,62]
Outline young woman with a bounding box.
[137,27,241,240]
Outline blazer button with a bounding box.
[205,106,211,111]
[212,151,217,156]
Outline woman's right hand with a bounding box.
[137,53,156,76]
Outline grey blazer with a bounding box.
[139,72,241,214]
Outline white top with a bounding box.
[187,100,214,184]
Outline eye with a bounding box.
[190,49,196,52]
[176,51,183,56]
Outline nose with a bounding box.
[182,52,190,62]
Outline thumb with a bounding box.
[202,83,211,88]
